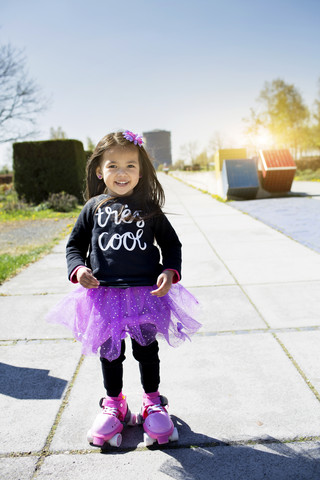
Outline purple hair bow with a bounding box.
[122,130,144,146]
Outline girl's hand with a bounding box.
[151,270,174,297]
[77,267,100,289]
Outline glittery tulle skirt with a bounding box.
[46,284,201,361]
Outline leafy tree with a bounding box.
[0,165,11,174]
[86,137,96,151]
[312,78,320,152]
[172,159,185,170]
[50,126,67,139]
[0,43,48,143]
[244,78,310,157]
[194,150,213,169]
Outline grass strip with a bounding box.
[295,169,320,182]
[0,208,81,222]
[0,245,54,284]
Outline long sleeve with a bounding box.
[153,214,182,280]
[66,200,94,280]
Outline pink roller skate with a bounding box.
[139,391,179,446]
[87,393,136,448]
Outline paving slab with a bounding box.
[205,227,320,284]
[166,214,195,232]
[182,198,240,218]
[0,251,74,295]
[188,285,266,332]
[0,294,73,340]
[172,169,218,195]
[277,330,320,394]
[0,457,39,480]
[0,341,81,454]
[49,334,320,451]
[244,282,320,328]
[167,220,236,287]
[222,253,320,285]
[182,254,236,287]
[2,173,320,480]
[172,172,320,199]
[38,441,320,480]
[181,252,236,288]
[291,180,320,196]
[49,352,144,452]
[210,236,315,262]
[194,208,283,240]
[231,197,320,254]
[51,237,68,253]
[159,336,320,444]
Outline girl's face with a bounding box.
[97,147,140,197]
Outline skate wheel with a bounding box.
[144,432,155,447]
[109,433,122,447]
[127,413,137,426]
[169,427,179,442]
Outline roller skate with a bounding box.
[87,393,136,448]
[138,391,179,446]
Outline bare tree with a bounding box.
[179,141,199,166]
[0,43,49,144]
[208,130,226,155]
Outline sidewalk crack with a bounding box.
[30,354,85,479]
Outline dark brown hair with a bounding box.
[85,131,165,216]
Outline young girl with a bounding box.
[47,130,201,448]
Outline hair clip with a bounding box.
[122,130,144,146]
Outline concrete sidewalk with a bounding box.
[1,173,320,479]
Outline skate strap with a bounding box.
[145,404,166,417]
[102,406,119,418]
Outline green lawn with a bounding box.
[0,246,54,284]
[0,188,81,284]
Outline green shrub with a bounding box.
[13,139,86,204]
[47,191,78,212]
[295,168,320,181]
[1,196,29,212]
[0,183,13,195]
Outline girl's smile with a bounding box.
[97,147,140,197]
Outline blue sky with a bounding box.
[0,0,319,166]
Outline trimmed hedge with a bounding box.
[13,140,86,204]
[295,157,320,171]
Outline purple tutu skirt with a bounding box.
[46,283,201,361]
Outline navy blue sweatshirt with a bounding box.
[66,194,182,287]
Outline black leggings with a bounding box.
[100,339,160,397]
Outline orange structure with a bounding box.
[258,149,296,192]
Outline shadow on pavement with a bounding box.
[0,362,68,399]
[159,416,320,480]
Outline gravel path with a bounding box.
[0,218,73,254]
